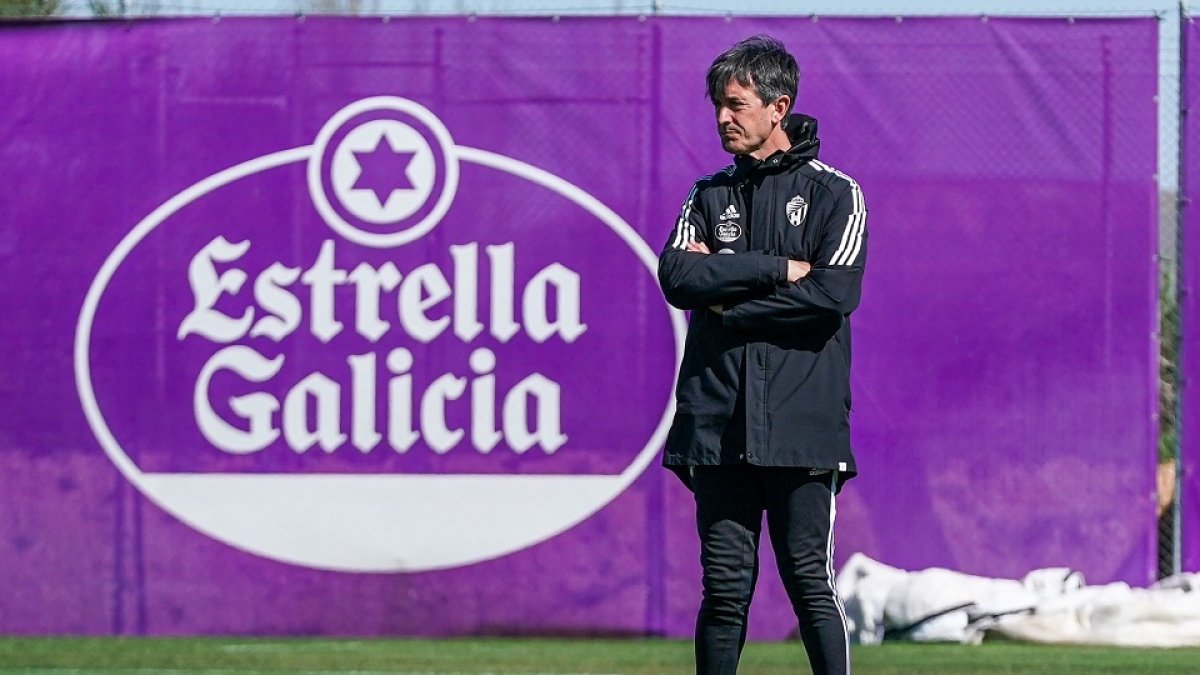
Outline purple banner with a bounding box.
[0,16,1159,638]
[1183,16,1200,573]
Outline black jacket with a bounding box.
[658,114,867,482]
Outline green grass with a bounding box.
[0,637,1199,674]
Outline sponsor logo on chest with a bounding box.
[716,204,742,242]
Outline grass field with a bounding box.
[2,637,1200,674]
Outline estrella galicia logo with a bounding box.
[75,97,685,573]
[715,222,742,243]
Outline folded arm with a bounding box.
[657,183,791,310]
[722,183,867,335]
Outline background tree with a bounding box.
[0,0,62,17]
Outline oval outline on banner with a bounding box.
[75,98,686,572]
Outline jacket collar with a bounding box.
[732,113,820,175]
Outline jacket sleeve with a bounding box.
[657,182,789,311]
[721,181,867,334]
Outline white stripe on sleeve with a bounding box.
[812,160,867,266]
[670,185,699,250]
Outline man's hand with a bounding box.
[787,260,812,283]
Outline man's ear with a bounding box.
[772,95,791,125]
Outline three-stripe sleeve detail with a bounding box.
[670,169,731,251]
[812,160,866,267]
[669,184,699,250]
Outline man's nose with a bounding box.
[716,107,733,124]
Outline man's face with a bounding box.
[713,78,784,157]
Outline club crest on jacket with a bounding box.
[786,195,808,227]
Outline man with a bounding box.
[658,36,867,675]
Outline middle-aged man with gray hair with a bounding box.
[658,35,868,675]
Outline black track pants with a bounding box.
[692,465,849,675]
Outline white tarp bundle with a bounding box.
[835,553,1200,647]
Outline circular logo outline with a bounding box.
[307,97,460,249]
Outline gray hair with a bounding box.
[706,36,799,120]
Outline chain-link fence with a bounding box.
[1157,3,1188,579]
[1,0,1193,582]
